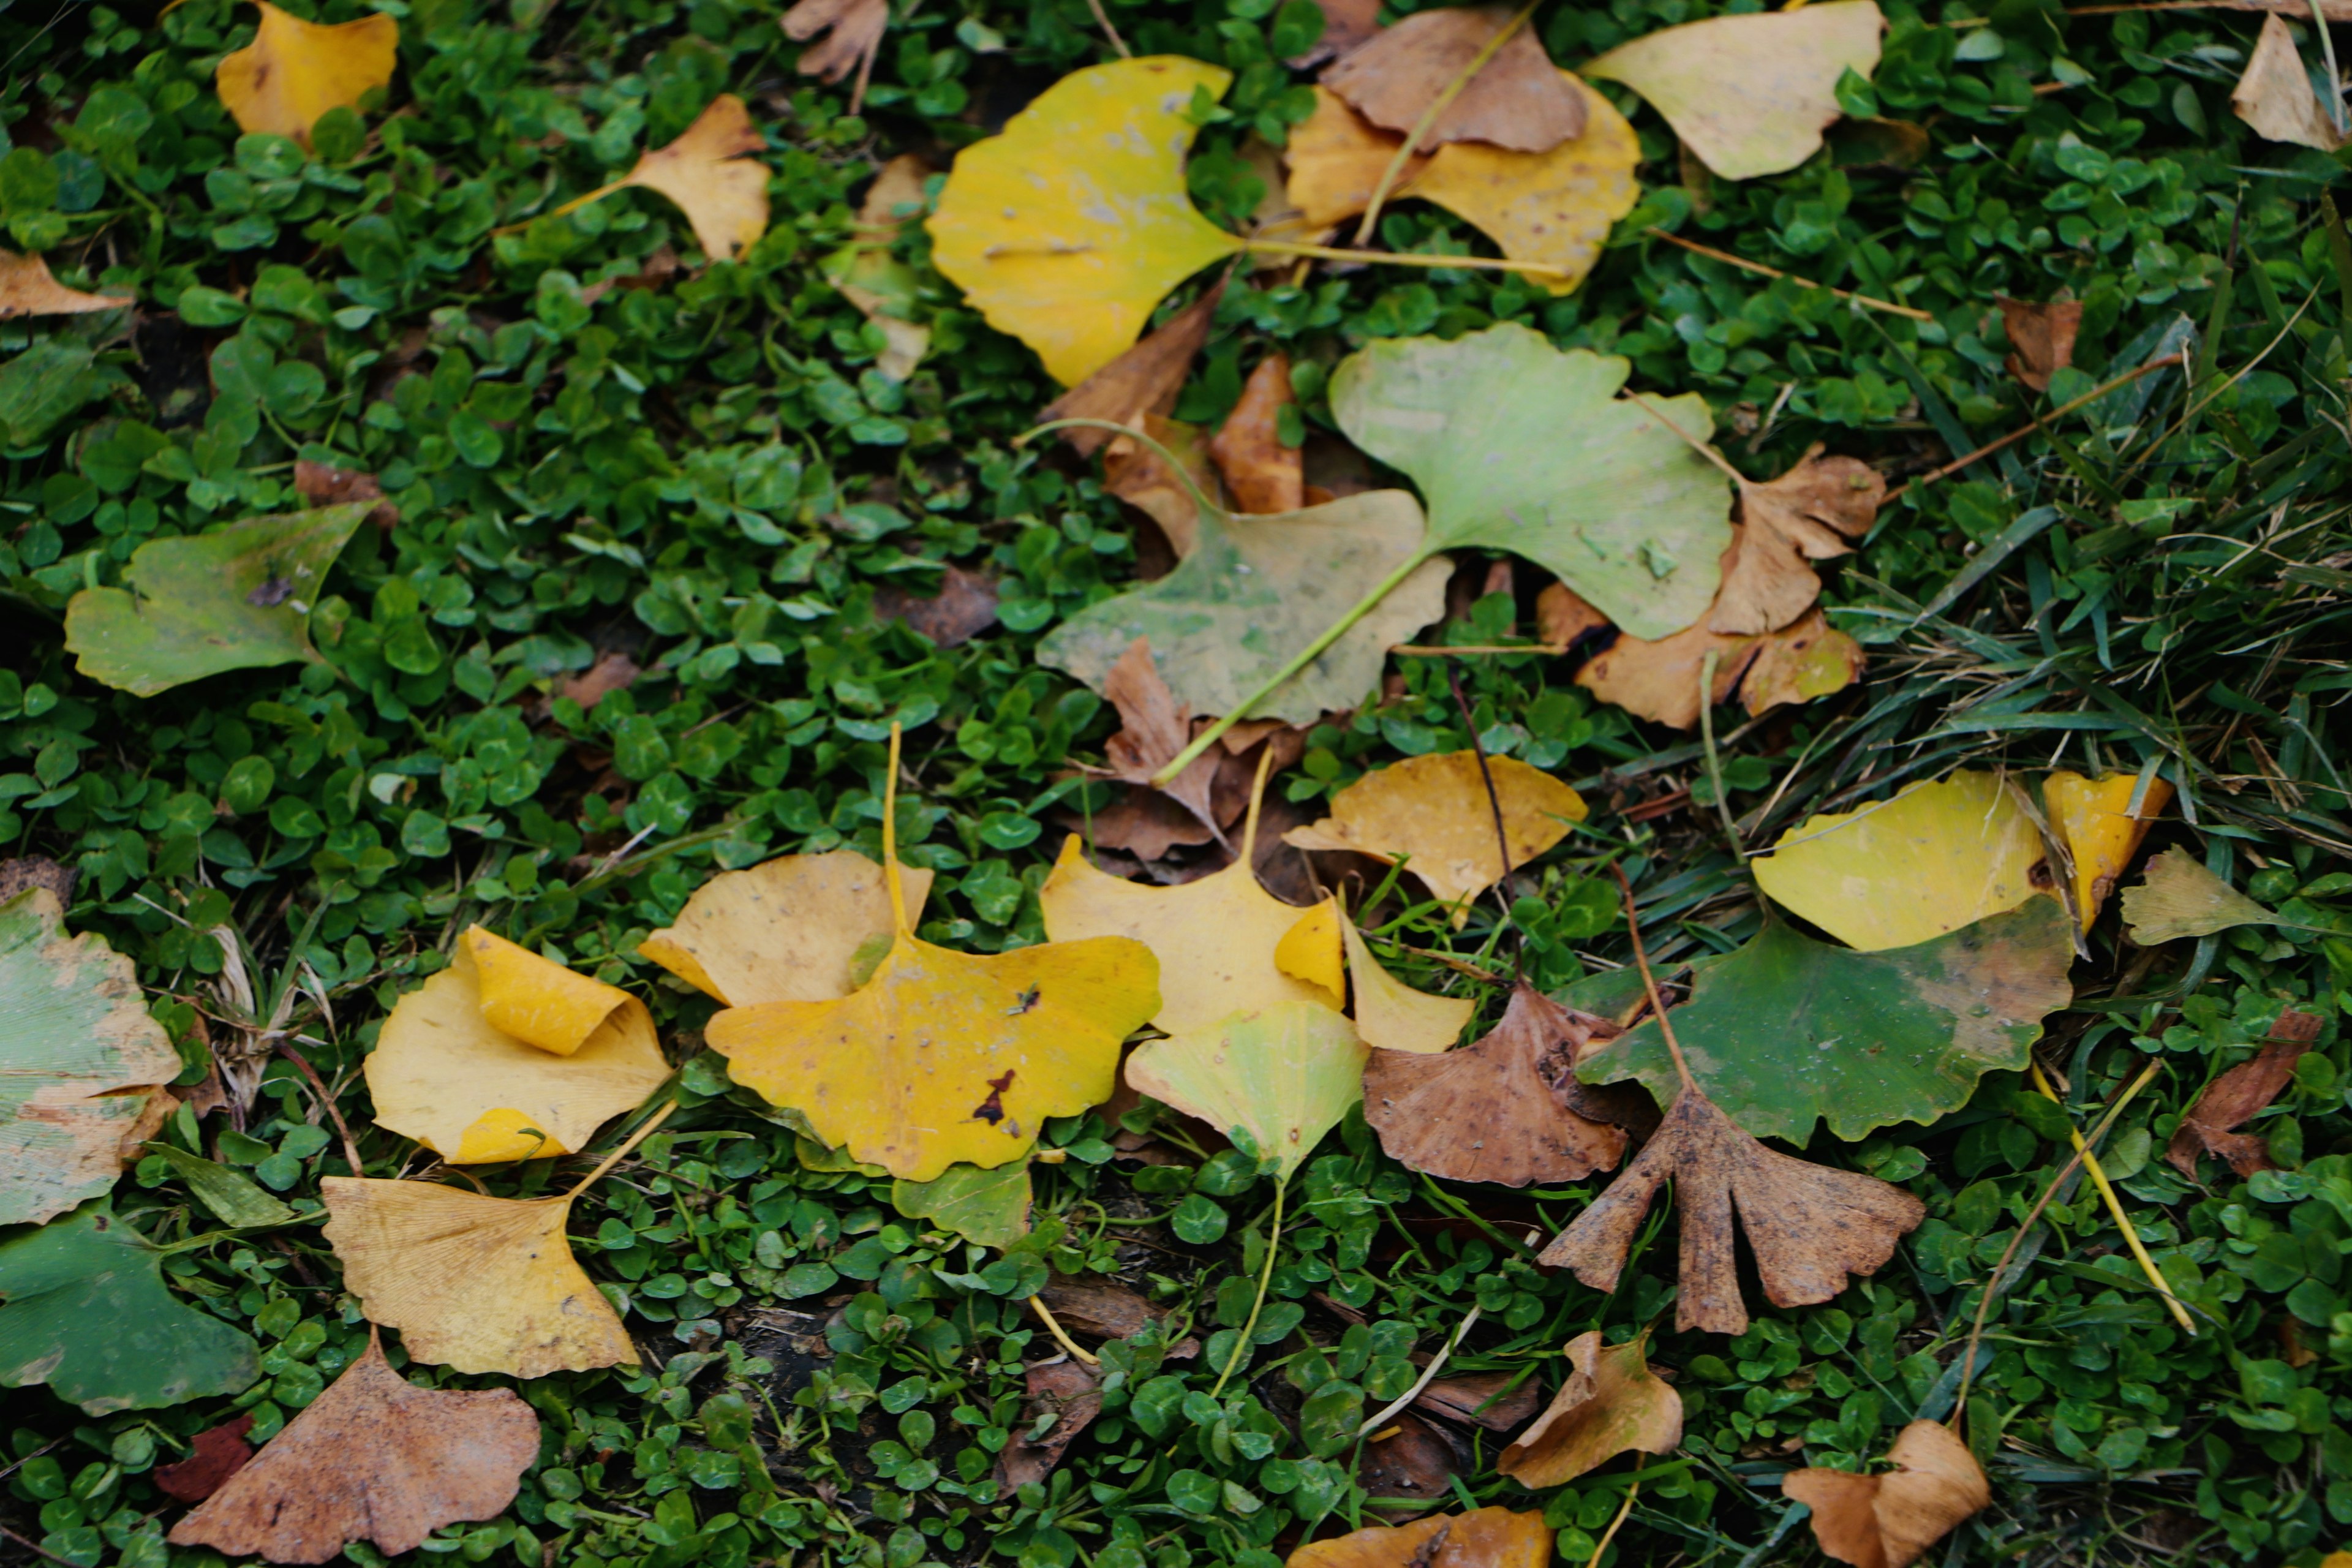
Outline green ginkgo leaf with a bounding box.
[63,502,374,696]
[0,1202,261,1415]
[1124,1001,1367,1183]
[892,1161,1033,1248]
[1579,896,2075,1144]
[1331,322,1733,640]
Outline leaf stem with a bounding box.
[1353,0,1541,246]
[1646,229,1934,321]
[1208,1177,1284,1399]
[2028,1060,2195,1335]
[1021,417,1226,527]
[565,1098,679,1201]
[1240,236,1566,279]
[883,720,910,935]
[1354,1303,1482,1437]
[1584,1480,1640,1568]
[1885,353,2185,502]
[1027,1295,1102,1365]
[1152,547,1436,785]
[1610,864,1694,1095]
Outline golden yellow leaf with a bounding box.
[0,254,132,320]
[1286,1506,1552,1568]
[705,731,1159,1182]
[1041,835,1341,1035]
[1751,771,2045,951]
[1284,80,1638,297]
[1125,1002,1366,1182]
[1738,608,1864,717]
[363,927,669,1163]
[2043,771,2172,932]
[1340,909,1471,1054]
[1583,1,1883,180]
[1284,753,1586,922]
[638,850,934,1006]
[926,57,1246,386]
[216,0,397,148]
[1273,900,1347,1000]
[619,95,770,262]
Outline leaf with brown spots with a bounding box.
[2165,1007,2326,1178]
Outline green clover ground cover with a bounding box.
[2,0,2351,1563]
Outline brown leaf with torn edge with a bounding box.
[2231,15,2348,152]
[2165,1006,2325,1179]
[1096,636,1224,846]
[1576,613,1759,731]
[167,1335,538,1565]
[0,252,132,318]
[994,1358,1102,1491]
[1207,353,1305,514]
[1413,1371,1541,1433]
[1321,6,1586,153]
[1041,288,1224,458]
[1997,296,2082,393]
[1287,1505,1553,1568]
[1709,447,1883,636]
[1782,1420,1990,1568]
[783,0,889,108]
[1739,608,1864,717]
[1494,1330,1683,1487]
[1364,985,1626,1186]
[154,1416,254,1504]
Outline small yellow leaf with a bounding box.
[322,1178,636,1378]
[1739,608,1864,717]
[0,254,132,320]
[1582,1,1883,180]
[216,0,397,148]
[1283,753,1586,923]
[1751,771,2045,951]
[1273,902,1346,1001]
[2042,771,2172,931]
[363,928,669,1164]
[1041,835,1341,1035]
[637,850,934,1006]
[1341,910,1471,1055]
[622,95,770,263]
[1125,1002,1366,1182]
[927,57,1246,386]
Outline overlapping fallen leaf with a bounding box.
[1336,907,1474,1054]
[1319,5,1585,151]
[1125,1001,1367,1182]
[1709,445,1885,636]
[1286,1506,1552,1568]
[2231,15,2346,151]
[1494,1330,1683,1487]
[2042,770,2171,929]
[1284,750,1586,918]
[1207,353,1306,514]
[638,849,933,1006]
[1782,1420,1990,1568]
[0,252,132,318]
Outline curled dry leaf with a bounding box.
[928,58,1245,386]
[1041,287,1224,460]
[2231,15,2347,151]
[1284,752,1588,919]
[364,925,669,1163]
[1097,637,1224,846]
[1319,5,1585,152]
[1538,1084,1923,1335]
[618,95,770,263]
[1340,908,1474,1055]
[783,0,889,105]
[1575,613,1757,730]
[1782,1420,1990,1568]
[873,565,1000,647]
[1997,296,2084,393]
[1709,447,1884,636]
[1740,608,1865,715]
[216,0,397,147]
[1354,1412,1457,1520]
[1286,1506,1552,1568]
[1494,1330,1683,1487]
[0,252,131,318]
[1125,1001,1367,1182]
[1751,771,2045,952]
[2165,1006,2324,1178]
[2120,847,2276,945]
[1583,1,1885,181]
[1413,1371,1540,1432]
[1364,984,1626,1186]
[0,889,183,1226]
[1207,354,1305,514]
[322,1175,638,1376]
[154,1416,254,1504]
[995,1357,1102,1490]
[638,850,933,1007]
[2042,771,2171,930]
[168,1337,538,1566]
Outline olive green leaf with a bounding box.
[63,502,374,696]
[1330,322,1733,640]
[892,1160,1033,1247]
[1580,896,2075,1144]
[141,1143,300,1229]
[0,1202,261,1415]
[1036,490,1450,723]
[0,339,126,448]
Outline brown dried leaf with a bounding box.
[1709,447,1883,635]
[1077,788,1216,862]
[1355,1412,1457,1520]
[1207,353,1305,514]
[1103,415,1223,559]
[1038,1275,1161,1340]
[1740,608,1864,716]
[873,565,1000,647]
[2231,15,2348,151]
[1535,581,1609,649]
[1575,616,1758,730]
[292,458,397,530]
[154,1415,254,1504]
[1412,1371,1540,1433]
[0,252,132,318]
[2165,1006,2326,1178]
[1782,1420,1989,1568]
[1321,6,1586,153]
[1494,1331,1683,1487]
[783,0,888,94]
[1997,297,2082,394]
[557,650,641,712]
[1364,984,1626,1186]
[1537,1084,1924,1335]
[168,1337,538,1564]
[1042,288,1224,458]
[993,1357,1102,1491]
[1287,1505,1553,1568]
[1099,637,1223,844]
[1287,0,1382,68]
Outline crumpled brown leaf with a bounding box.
[1207,353,1304,514]
[168,1336,538,1564]
[1537,1084,1923,1335]
[994,1357,1102,1491]
[1042,288,1223,459]
[1494,1331,1683,1487]
[1997,296,2082,394]
[1412,1370,1540,1433]
[783,0,889,107]
[1363,984,1628,1186]
[154,1415,254,1504]
[874,565,1000,647]
[1782,1420,1990,1568]
[2165,1006,2324,1178]
[1709,447,1883,636]
[1094,637,1224,848]
[1321,6,1586,153]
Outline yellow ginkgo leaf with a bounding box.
[1283,753,1588,924]
[1273,900,1346,1000]
[1581,1,1883,181]
[704,729,1159,1182]
[2043,771,2173,932]
[1751,771,2046,952]
[926,56,1246,386]
[320,1112,668,1378]
[638,850,935,1006]
[1340,909,1473,1055]
[363,927,669,1163]
[216,0,398,148]
[619,94,770,262]
[1124,1001,1366,1182]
